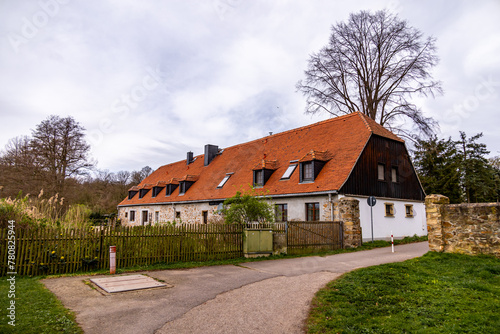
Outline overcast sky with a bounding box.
[1,0,499,173]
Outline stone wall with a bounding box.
[338,197,362,248]
[425,194,500,257]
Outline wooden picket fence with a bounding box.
[0,224,243,276]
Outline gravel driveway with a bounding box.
[42,242,429,334]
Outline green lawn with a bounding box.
[307,252,500,333]
[0,277,82,334]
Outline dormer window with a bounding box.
[179,181,194,195]
[254,170,264,187]
[139,188,150,199]
[253,169,275,187]
[165,184,178,196]
[128,186,139,199]
[302,162,314,181]
[299,150,329,183]
[178,175,198,195]
[252,160,277,187]
[152,181,167,197]
[152,186,162,197]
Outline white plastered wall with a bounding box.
[342,195,427,241]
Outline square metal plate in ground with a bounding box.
[90,274,168,293]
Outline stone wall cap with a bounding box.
[425,194,450,205]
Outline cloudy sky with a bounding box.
[1,0,499,173]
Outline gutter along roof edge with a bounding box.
[117,190,339,207]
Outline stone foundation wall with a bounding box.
[425,194,500,257]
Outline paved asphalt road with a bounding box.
[42,242,429,334]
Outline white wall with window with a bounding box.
[346,195,427,241]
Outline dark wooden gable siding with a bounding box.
[339,135,425,200]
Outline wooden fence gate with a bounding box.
[286,221,343,254]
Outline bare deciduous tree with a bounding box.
[31,115,95,193]
[296,9,442,138]
[0,136,44,195]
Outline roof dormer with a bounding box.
[252,159,278,187]
[178,175,199,195]
[128,186,139,200]
[299,150,330,183]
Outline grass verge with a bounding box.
[307,251,500,333]
[0,276,82,333]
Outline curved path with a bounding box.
[42,242,429,334]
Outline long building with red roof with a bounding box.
[117,112,427,240]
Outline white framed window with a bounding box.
[281,164,297,180]
[130,210,136,222]
[217,173,232,188]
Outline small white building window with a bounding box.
[130,210,136,222]
[384,203,394,217]
[405,204,414,218]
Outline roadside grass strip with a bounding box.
[307,252,500,333]
[0,277,82,334]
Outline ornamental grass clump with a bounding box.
[0,190,91,228]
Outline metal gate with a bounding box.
[286,221,343,254]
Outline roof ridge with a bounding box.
[221,112,360,151]
[355,111,373,133]
[155,112,398,171]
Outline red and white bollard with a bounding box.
[391,232,394,253]
[110,246,116,274]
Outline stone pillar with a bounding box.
[425,194,449,252]
[339,197,361,248]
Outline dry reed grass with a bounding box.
[0,190,91,228]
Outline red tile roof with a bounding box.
[119,112,404,206]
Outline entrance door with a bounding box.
[142,210,148,226]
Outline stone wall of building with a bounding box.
[338,197,362,248]
[119,195,363,249]
[425,194,500,257]
[118,202,221,226]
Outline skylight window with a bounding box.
[281,164,297,180]
[217,174,232,188]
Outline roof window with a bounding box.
[217,173,233,188]
[281,164,297,180]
